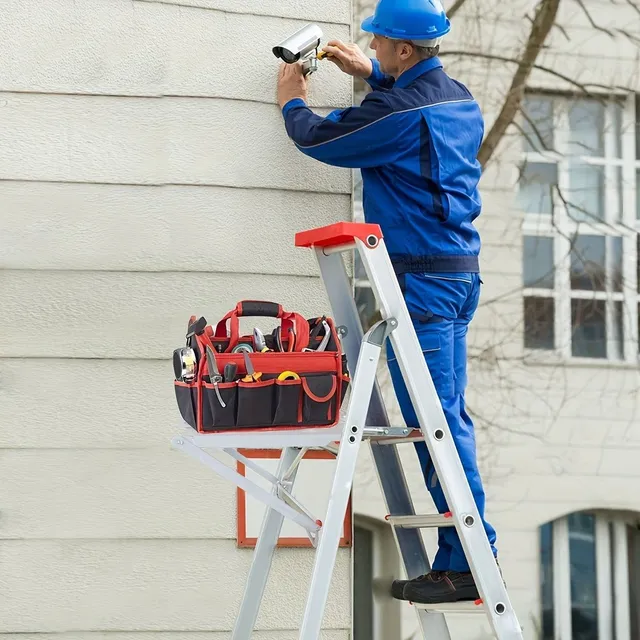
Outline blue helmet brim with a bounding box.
[361,15,376,34]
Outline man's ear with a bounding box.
[399,42,414,60]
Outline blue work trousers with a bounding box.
[386,272,497,572]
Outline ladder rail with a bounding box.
[300,321,389,638]
[315,246,452,639]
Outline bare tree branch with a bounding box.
[574,0,614,37]
[474,0,561,168]
[440,51,608,98]
[618,29,640,47]
[626,0,640,17]
[447,0,470,19]
[553,21,570,41]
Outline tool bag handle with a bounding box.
[214,300,310,352]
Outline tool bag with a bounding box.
[173,300,350,432]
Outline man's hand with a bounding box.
[277,63,308,109]
[321,40,373,79]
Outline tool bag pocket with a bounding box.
[272,378,302,426]
[301,374,338,425]
[203,381,238,430]
[174,381,197,429]
[236,379,276,427]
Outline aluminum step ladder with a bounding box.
[171,222,523,640]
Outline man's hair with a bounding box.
[414,44,440,60]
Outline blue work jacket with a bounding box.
[282,57,484,274]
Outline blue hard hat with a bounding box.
[361,0,451,41]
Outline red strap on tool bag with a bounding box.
[214,300,310,352]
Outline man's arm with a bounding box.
[365,59,395,92]
[281,92,405,168]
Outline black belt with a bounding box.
[390,254,480,274]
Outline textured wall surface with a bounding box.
[0,0,352,636]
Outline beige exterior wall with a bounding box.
[0,0,352,637]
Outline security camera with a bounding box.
[273,23,323,75]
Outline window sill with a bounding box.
[523,351,639,369]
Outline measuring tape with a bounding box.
[232,343,254,353]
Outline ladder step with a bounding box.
[413,599,484,614]
[385,512,455,529]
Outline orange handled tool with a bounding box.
[241,352,263,383]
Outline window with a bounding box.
[352,519,402,640]
[353,525,375,640]
[539,511,640,639]
[521,94,639,362]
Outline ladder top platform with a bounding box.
[295,222,382,249]
[174,424,425,451]
[173,424,344,450]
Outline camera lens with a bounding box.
[281,49,299,63]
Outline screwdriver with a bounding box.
[224,362,237,383]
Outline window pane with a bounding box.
[636,169,640,220]
[571,299,606,358]
[637,235,640,293]
[354,251,367,280]
[524,297,555,350]
[355,285,379,332]
[612,100,623,159]
[568,513,598,640]
[523,236,554,288]
[628,524,640,639]
[523,96,554,152]
[636,97,640,160]
[611,301,624,360]
[613,166,623,223]
[353,526,374,640]
[567,163,605,222]
[570,235,606,291]
[611,236,623,292]
[518,163,557,215]
[540,522,555,640]
[568,99,604,157]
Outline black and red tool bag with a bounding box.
[173,300,350,432]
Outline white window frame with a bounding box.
[522,93,640,365]
[546,511,638,640]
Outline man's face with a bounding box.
[369,34,409,76]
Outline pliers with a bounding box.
[241,352,263,383]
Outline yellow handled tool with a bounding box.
[277,371,300,381]
[317,50,334,60]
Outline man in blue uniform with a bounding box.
[277,0,497,604]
